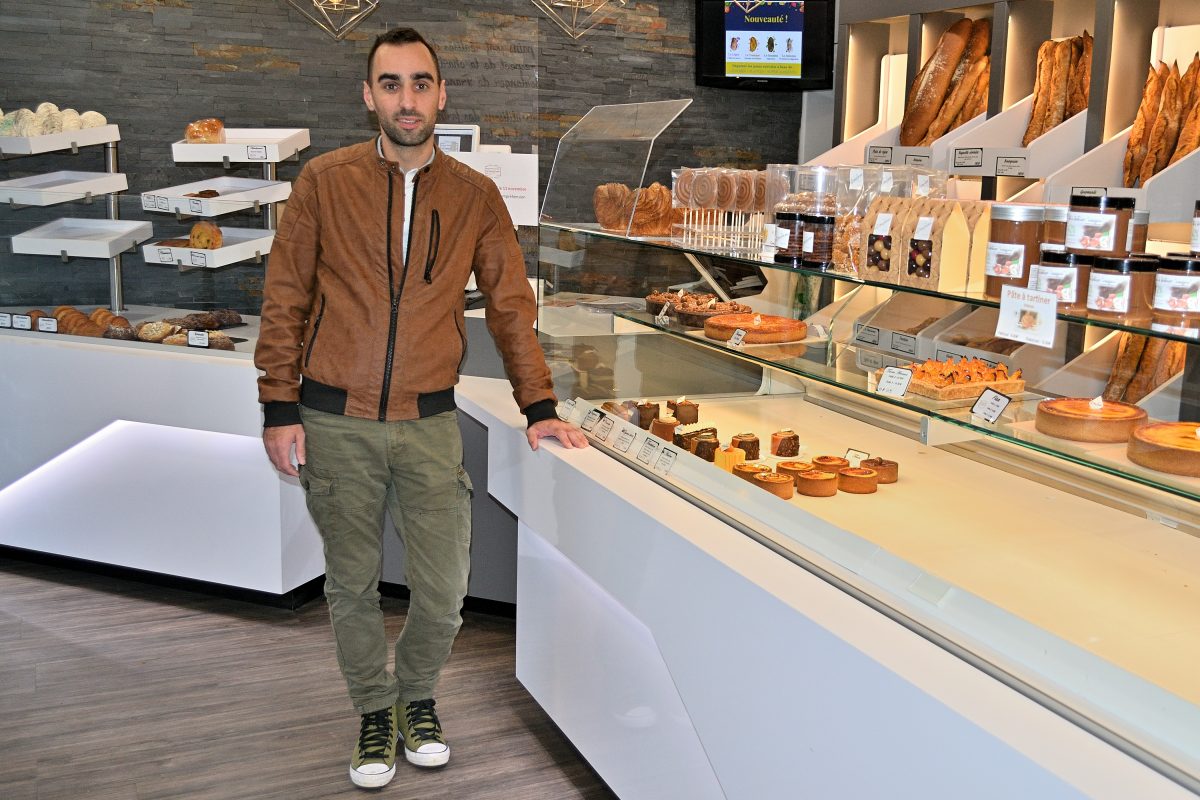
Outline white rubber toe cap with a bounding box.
[350,763,396,788]
[405,742,450,768]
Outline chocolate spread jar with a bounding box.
[1087,254,1158,326]
[1042,204,1068,247]
[1067,195,1134,258]
[1030,250,1093,316]
[1127,209,1149,253]
[800,212,835,271]
[985,203,1044,299]
[774,211,804,267]
[1152,253,1200,339]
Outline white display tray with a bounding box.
[0,124,120,156]
[170,128,310,163]
[141,227,274,269]
[949,95,1087,178]
[140,177,292,217]
[0,171,128,206]
[12,218,153,259]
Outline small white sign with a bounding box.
[845,448,870,467]
[728,328,747,348]
[636,438,661,465]
[971,388,1012,424]
[772,226,790,248]
[37,316,58,333]
[447,152,539,226]
[880,171,894,193]
[953,148,983,168]
[189,251,208,267]
[12,314,32,330]
[876,366,913,398]
[246,145,268,160]
[654,302,672,327]
[142,195,158,211]
[802,230,815,253]
[0,313,11,328]
[996,285,1058,349]
[595,417,615,442]
[849,168,864,190]
[653,448,678,476]
[157,248,174,262]
[156,195,169,211]
[559,398,577,419]
[996,156,1028,177]
[188,198,204,214]
[187,330,210,347]
[613,428,636,453]
[581,408,602,432]
[867,146,893,164]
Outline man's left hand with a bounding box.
[526,418,589,451]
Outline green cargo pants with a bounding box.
[298,406,473,715]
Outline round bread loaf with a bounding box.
[189,221,223,250]
[185,117,225,143]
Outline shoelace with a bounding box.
[405,699,443,743]
[357,708,394,759]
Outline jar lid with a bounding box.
[1093,255,1159,273]
[1069,194,1136,211]
[1040,250,1094,266]
[799,213,836,225]
[775,211,805,221]
[1043,205,1069,222]
[990,203,1045,222]
[1161,253,1200,272]
[1132,210,1150,224]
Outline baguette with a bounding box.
[1041,38,1076,134]
[1170,54,1200,165]
[1023,40,1058,145]
[1138,62,1183,186]
[900,18,975,146]
[1123,336,1167,403]
[923,57,988,144]
[1180,53,1200,112]
[1125,63,1168,187]
[951,57,990,131]
[1065,32,1093,118]
[1102,332,1146,401]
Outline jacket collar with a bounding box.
[373,135,439,179]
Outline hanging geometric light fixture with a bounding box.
[287,0,379,41]
[531,0,627,40]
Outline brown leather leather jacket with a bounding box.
[255,141,556,427]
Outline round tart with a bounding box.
[794,470,838,497]
[733,463,772,483]
[752,472,794,499]
[859,457,898,484]
[703,313,808,344]
[811,455,850,470]
[775,461,814,484]
[1035,397,1147,443]
[838,467,879,494]
[1126,422,1200,477]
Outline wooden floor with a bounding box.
[0,558,617,800]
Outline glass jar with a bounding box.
[1067,194,1135,258]
[984,203,1044,299]
[774,211,805,267]
[1043,204,1068,247]
[800,213,836,270]
[1127,209,1149,253]
[1087,255,1159,326]
[1030,250,1093,316]
[1151,253,1200,340]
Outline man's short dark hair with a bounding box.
[368,27,441,82]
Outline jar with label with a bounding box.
[1043,204,1068,247]
[984,203,1044,300]
[774,211,805,267]
[1029,250,1093,316]
[1192,201,1200,256]
[1127,209,1149,252]
[1151,253,1200,339]
[1087,255,1159,326]
[800,213,835,270]
[1066,194,1134,258]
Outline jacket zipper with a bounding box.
[423,209,440,283]
[378,171,419,421]
[303,293,326,368]
[454,310,468,373]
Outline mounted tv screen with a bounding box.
[695,1,834,92]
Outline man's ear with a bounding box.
[363,80,375,112]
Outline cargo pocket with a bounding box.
[456,465,474,499]
[299,464,335,497]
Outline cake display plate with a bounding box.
[12,218,153,259]
[141,227,274,269]
[0,171,128,206]
[141,177,292,217]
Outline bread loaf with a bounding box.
[921,19,991,144]
[1041,38,1076,135]
[1123,336,1167,403]
[1103,332,1145,401]
[1170,53,1200,165]
[1138,62,1183,186]
[1023,41,1058,145]
[185,118,225,144]
[1065,31,1093,119]
[900,19,974,146]
[189,220,223,250]
[1124,63,1168,187]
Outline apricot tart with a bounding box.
[794,470,838,497]
[1035,397,1147,443]
[752,471,795,499]
[1126,422,1200,477]
[704,313,807,344]
[837,467,879,494]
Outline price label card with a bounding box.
[953,148,983,168]
[653,448,678,476]
[880,171,894,193]
[189,251,208,267]
[996,156,1028,177]
[187,330,210,347]
[157,247,174,262]
[613,428,636,453]
[12,314,32,330]
[772,226,790,248]
[141,195,158,211]
[0,313,11,328]
[636,438,661,465]
[995,285,1058,349]
[594,417,615,442]
[654,302,672,327]
[875,366,913,398]
[188,198,204,214]
[855,325,880,345]
[908,156,933,170]
[246,145,268,160]
[809,323,828,340]
[845,448,870,467]
[971,388,1012,424]
[849,168,864,190]
[581,408,602,432]
[867,146,893,164]
[559,398,577,419]
[37,316,59,333]
[728,328,747,348]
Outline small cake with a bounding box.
[775,461,814,484]
[1035,397,1148,443]
[1127,422,1200,477]
[733,463,772,483]
[189,220,223,250]
[730,433,760,460]
[771,429,800,457]
[859,457,898,484]
[694,436,719,463]
[714,446,746,472]
[636,400,659,430]
[704,312,808,344]
[812,455,850,471]
[667,397,699,425]
[650,415,678,442]
[752,472,795,499]
[794,470,838,497]
[185,117,226,144]
[674,426,716,452]
[838,467,879,494]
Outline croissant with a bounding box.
[593,183,632,230]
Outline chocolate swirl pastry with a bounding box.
[715,170,736,210]
[673,168,696,208]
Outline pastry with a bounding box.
[156,238,192,248]
[812,455,850,471]
[770,429,800,457]
[703,313,807,344]
[838,467,879,494]
[189,221,223,250]
[667,397,699,425]
[891,357,1024,400]
[135,321,180,343]
[162,333,190,347]
[206,331,236,351]
[1103,332,1147,400]
[636,400,659,430]
[78,111,106,128]
[165,312,222,330]
[1035,397,1148,442]
[649,415,678,442]
[794,470,838,497]
[694,435,719,463]
[859,457,899,484]
[899,18,974,146]
[185,117,226,144]
[752,472,795,499]
[184,189,221,198]
[733,463,772,483]
[103,324,136,340]
[673,300,755,329]
[211,308,243,327]
[715,446,746,472]
[775,461,814,484]
[730,433,760,460]
[1127,422,1200,477]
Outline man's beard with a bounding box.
[380,110,437,148]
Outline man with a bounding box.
[254,27,586,790]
